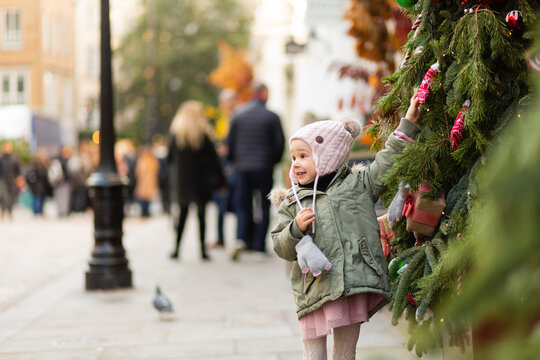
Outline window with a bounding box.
[43,71,57,115]
[2,9,22,50]
[2,76,9,105]
[16,74,24,104]
[0,69,28,105]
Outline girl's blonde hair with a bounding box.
[169,100,215,150]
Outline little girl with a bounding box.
[270,94,421,359]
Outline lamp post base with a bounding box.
[85,172,132,291]
[86,266,132,290]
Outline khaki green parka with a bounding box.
[271,118,420,319]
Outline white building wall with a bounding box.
[250,0,371,142]
[249,0,292,132]
[74,0,142,133]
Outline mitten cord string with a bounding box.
[291,173,320,234]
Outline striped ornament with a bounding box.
[451,100,470,152]
[400,13,423,69]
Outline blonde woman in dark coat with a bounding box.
[167,100,225,260]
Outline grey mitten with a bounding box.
[387,182,410,226]
[295,235,331,277]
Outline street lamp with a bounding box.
[85,0,132,290]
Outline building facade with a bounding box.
[0,0,76,150]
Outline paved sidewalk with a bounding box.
[0,205,447,359]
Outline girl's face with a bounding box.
[290,139,316,185]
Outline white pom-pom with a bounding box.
[341,117,362,139]
[415,307,434,322]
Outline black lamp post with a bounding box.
[85,0,132,290]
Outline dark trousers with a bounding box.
[174,203,207,258]
[138,200,151,217]
[233,171,273,253]
[213,190,227,243]
[32,195,44,215]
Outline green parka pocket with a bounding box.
[291,262,317,296]
[358,237,383,276]
[303,272,317,294]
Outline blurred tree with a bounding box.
[0,139,31,165]
[115,0,252,143]
[343,0,411,147]
[368,0,539,356]
[208,41,253,104]
[344,0,410,71]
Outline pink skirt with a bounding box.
[299,293,386,340]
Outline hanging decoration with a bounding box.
[407,292,418,306]
[396,0,418,8]
[378,214,395,257]
[527,53,540,72]
[505,10,525,36]
[451,100,471,151]
[402,183,446,237]
[389,258,406,282]
[400,12,423,69]
[415,307,434,322]
[417,62,440,104]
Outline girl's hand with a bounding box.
[295,207,316,233]
[405,90,421,123]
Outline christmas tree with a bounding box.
[369,0,539,356]
[438,23,540,360]
[441,70,540,360]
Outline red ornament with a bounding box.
[417,62,439,104]
[506,10,525,35]
[527,54,540,73]
[451,100,470,151]
[407,292,417,306]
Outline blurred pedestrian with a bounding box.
[134,146,160,217]
[168,100,225,261]
[226,81,285,260]
[67,148,89,213]
[211,88,238,248]
[153,137,170,214]
[0,141,21,219]
[78,140,96,211]
[24,149,51,216]
[115,139,137,214]
[49,146,73,217]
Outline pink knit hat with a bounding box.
[289,117,362,183]
[289,117,362,233]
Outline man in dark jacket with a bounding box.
[227,82,285,259]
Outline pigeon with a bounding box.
[153,286,173,320]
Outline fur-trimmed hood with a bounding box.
[268,186,289,208]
